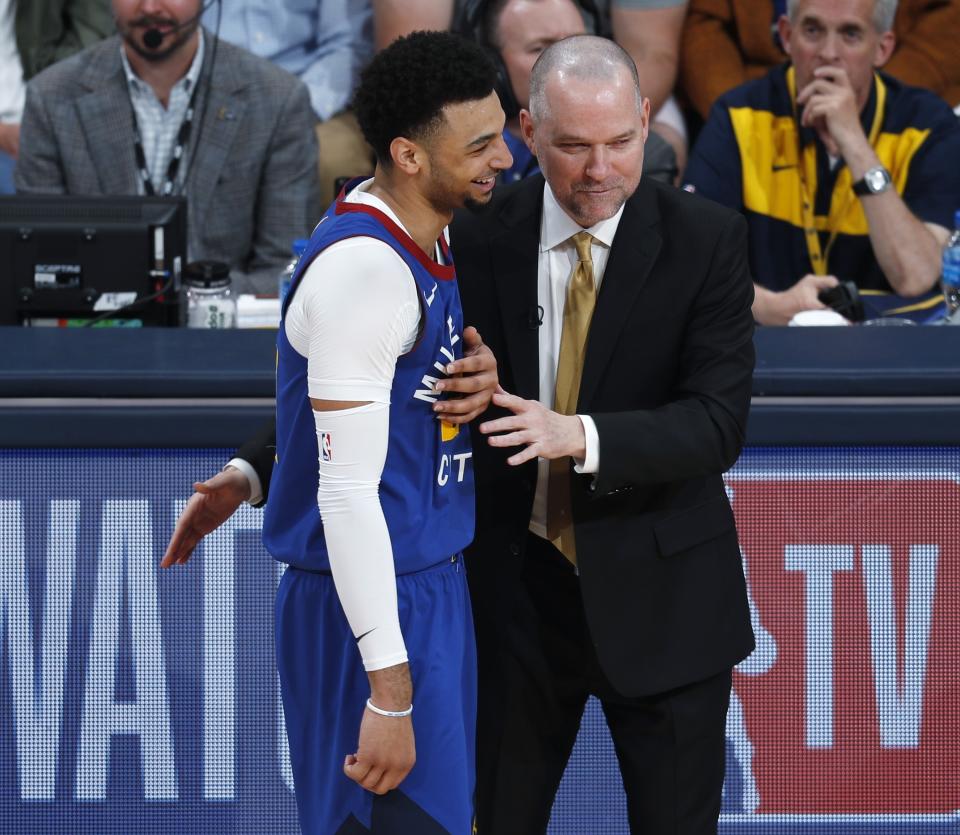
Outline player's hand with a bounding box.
[345,663,416,795]
[433,325,499,424]
[752,274,839,326]
[480,387,586,466]
[160,467,252,568]
[344,708,416,795]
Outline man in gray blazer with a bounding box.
[15,0,320,294]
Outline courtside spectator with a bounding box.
[684,0,960,325]
[16,0,319,294]
[681,0,960,121]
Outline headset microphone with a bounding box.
[143,28,164,49]
[140,0,217,50]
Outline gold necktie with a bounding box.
[546,231,596,564]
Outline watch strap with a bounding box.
[853,166,891,196]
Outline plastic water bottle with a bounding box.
[941,210,960,321]
[278,238,309,303]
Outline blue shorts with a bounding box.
[275,555,476,835]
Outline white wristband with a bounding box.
[365,698,413,718]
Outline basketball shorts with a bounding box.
[275,554,476,834]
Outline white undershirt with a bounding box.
[529,183,620,537]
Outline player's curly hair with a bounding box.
[353,30,498,165]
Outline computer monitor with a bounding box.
[0,195,187,326]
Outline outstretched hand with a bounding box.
[160,467,252,568]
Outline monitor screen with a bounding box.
[0,195,187,326]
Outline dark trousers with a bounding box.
[474,532,732,835]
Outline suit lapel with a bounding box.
[490,179,543,401]
[183,35,246,231]
[578,181,662,408]
[75,41,140,194]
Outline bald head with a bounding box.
[529,35,643,121]
[518,34,649,227]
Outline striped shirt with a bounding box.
[120,32,205,195]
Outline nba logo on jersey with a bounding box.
[719,455,959,827]
[320,431,333,462]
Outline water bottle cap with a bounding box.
[183,260,231,288]
[292,238,309,256]
[955,209,960,229]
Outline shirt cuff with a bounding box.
[573,415,599,474]
[225,457,262,506]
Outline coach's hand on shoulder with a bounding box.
[160,467,252,568]
[432,325,498,424]
[345,663,416,794]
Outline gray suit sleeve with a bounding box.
[235,80,320,293]
[14,85,68,194]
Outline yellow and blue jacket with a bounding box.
[685,64,960,318]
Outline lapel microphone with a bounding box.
[527,305,544,330]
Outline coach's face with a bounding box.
[521,67,648,228]
[423,91,513,214]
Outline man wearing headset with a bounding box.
[15,0,319,294]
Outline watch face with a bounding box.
[865,167,890,192]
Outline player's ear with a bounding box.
[389,136,425,176]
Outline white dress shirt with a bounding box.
[121,32,205,194]
[529,182,626,538]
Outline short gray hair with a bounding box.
[786,0,897,32]
[528,35,642,121]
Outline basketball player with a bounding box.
[261,32,511,835]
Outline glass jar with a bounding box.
[183,261,236,328]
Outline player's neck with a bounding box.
[368,170,450,260]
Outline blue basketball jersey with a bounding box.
[263,186,476,574]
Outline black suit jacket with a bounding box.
[450,174,756,697]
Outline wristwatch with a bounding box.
[852,165,892,196]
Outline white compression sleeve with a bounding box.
[287,193,422,672]
[315,401,406,671]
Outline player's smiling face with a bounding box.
[423,91,513,213]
